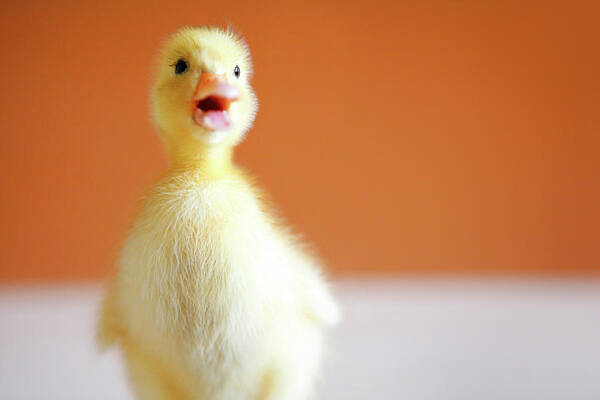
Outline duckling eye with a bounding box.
[234,65,240,78]
[174,59,188,75]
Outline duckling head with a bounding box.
[151,27,257,165]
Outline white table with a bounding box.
[1,279,599,399]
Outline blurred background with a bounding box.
[1,0,599,398]
[1,0,599,280]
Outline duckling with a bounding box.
[97,26,339,400]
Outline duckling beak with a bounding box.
[192,73,239,131]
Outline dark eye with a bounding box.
[174,59,188,74]
[234,65,240,78]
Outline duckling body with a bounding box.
[98,27,338,400]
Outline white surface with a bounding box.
[1,280,599,399]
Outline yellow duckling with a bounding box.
[97,26,339,400]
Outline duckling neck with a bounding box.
[166,139,234,177]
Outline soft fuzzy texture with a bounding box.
[97,26,339,400]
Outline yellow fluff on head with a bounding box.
[97,26,339,400]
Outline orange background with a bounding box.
[1,0,598,281]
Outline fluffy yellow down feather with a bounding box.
[97,26,339,400]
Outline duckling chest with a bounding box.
[120,181,288,349]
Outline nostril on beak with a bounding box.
[194,74,239,103]
[198,72,219,86]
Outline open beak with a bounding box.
[192,73,239,131]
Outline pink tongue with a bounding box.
[194,109,231,131]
